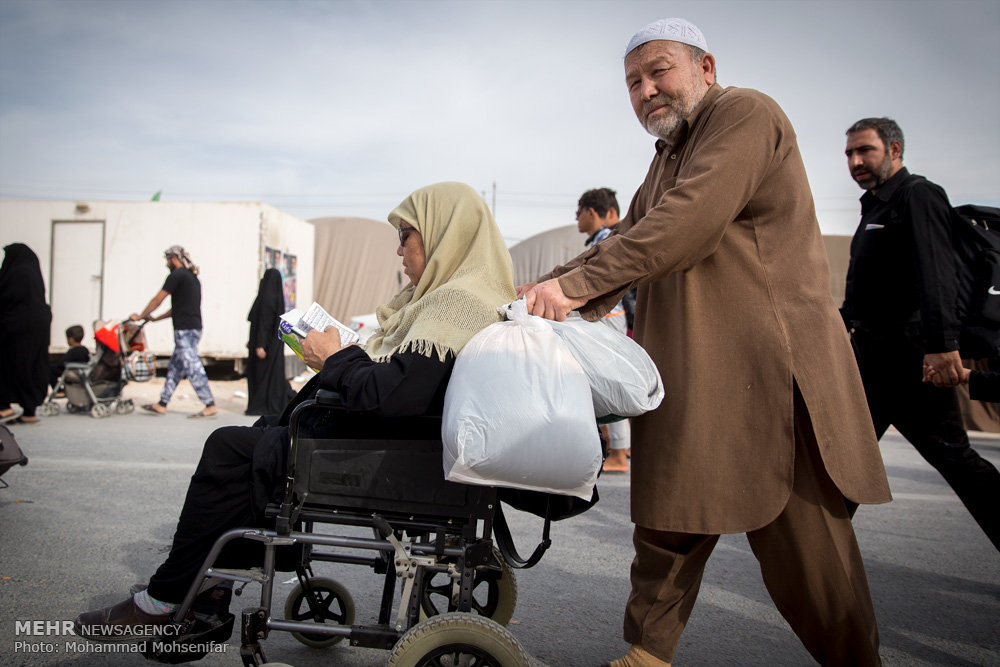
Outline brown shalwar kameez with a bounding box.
[540,84,891,663]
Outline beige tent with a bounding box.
[310,217,405,323]
[509,225,583,286]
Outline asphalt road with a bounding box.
[1,386,998,666]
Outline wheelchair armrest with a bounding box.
[280,391,349,528]
[315,389,345,406]
[287,391,345,428]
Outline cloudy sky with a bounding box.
[1,0,997,243]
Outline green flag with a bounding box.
[151,190,162,201]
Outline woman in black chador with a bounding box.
[0,243,52,424]
[245,268,295,416]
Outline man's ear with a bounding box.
[700,53,716,85]
[889,140,903,161]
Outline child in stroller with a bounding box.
[39,319,155,419]
[48,325,90,390]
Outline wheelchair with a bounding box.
[146,389,551,666]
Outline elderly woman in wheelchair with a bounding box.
[74,182,518,659]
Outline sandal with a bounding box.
[0,407,24,424]
[141,403,166,415]
[188,408,218,419]
[14,415,40,424]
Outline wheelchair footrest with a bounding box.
[140,612,235,664]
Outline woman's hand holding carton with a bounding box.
[301,326,345,370]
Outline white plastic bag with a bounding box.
[503,302,664,419]
[442,304,602,499]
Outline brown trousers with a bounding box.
[623,393,882,665]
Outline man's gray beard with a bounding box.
[641,90,702,143]
[643,107,684,141]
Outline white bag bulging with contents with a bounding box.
[442,304,602,499]
[503,301,663,419]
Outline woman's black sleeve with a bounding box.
[318,345,454,417]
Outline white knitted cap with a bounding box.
[625,18,708,57]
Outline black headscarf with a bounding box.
[248,269,284,343]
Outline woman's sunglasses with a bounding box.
[398,225,417,246]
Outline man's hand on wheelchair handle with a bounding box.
[302,327,343,370]
[523,278,587,322]
[514,282,537,298]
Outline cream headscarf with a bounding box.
[363,182,516,362]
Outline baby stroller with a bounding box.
[39,319,155,419]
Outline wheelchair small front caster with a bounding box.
[284,576,355,648]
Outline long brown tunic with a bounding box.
[542,84,891,534]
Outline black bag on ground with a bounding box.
[0,424,28,486]
[951,204,1000,360]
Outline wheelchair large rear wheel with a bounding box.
[387,612,529,667]
[420,549,517,625]
[283,576,355,648]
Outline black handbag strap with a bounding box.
[492,499,552,570]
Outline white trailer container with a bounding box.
[0,201,314,366]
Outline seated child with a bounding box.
[49,324,90,390]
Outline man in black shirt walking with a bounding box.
[131,245,217,418]
[842,117,999,551]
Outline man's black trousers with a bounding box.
[852,329,1000,551]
